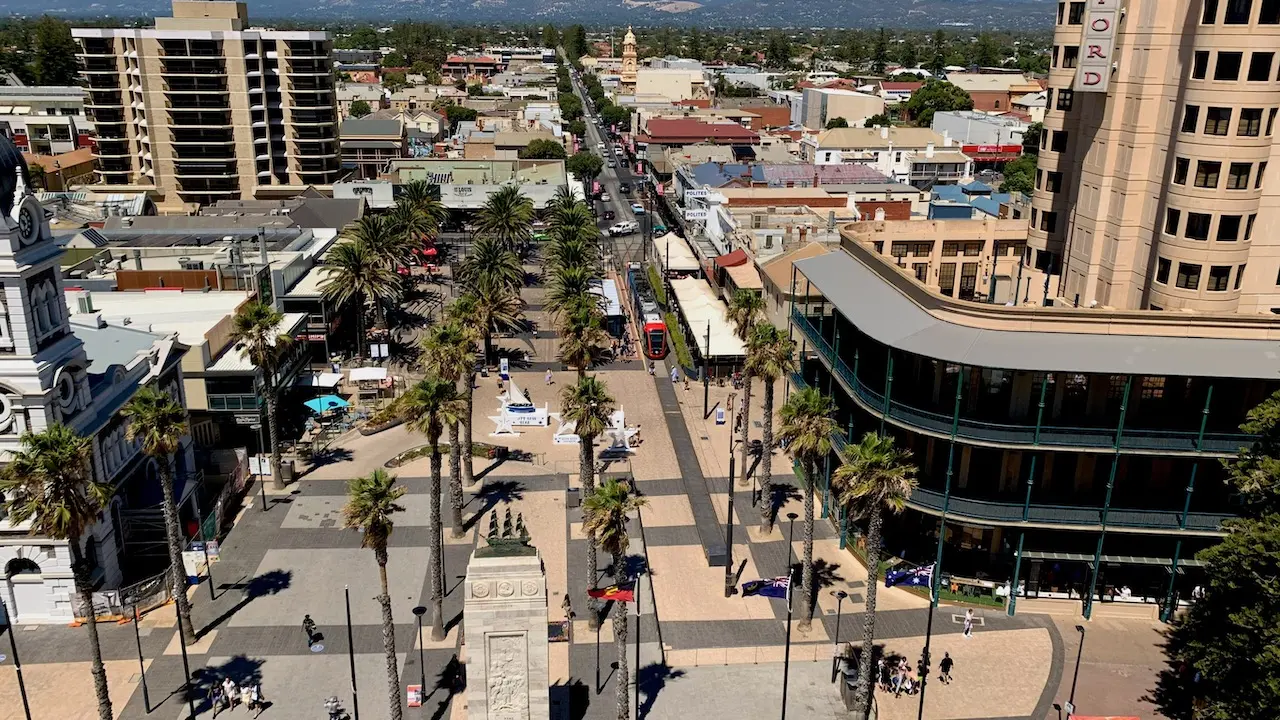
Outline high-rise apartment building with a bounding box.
[73,1,342,212]
[1031,0,1280,313]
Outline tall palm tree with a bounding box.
[347,214,412,272]
[777,387,837,632]
[544,184,580,222]
[320,239,401,355]
[387,201,436,258]
[469,280,525,365]
[123,387,195,644]
[395,378,464,639]
[545,236,599,276]
[446,295,484,489]
[458,235,524,294]
[582,478,647,720]
[726,290,765,488]
[230,302,293,490]
[475,185,534,253]
[0,425,114,720]
[546,265,597,320]
[745,324,797,533]
[548,203,597,247]
[342,469,407,720]
[421,322,474,537]
[558,305,610,379]
[561,376,616,629]
[834,433,918,718]
[399,179,448,231]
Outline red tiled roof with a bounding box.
[675,99,712,109]
[444,55,499,64]
[880,81,924,92]
[643,118,759,143]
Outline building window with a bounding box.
[1040,211,1058,233]
[1051,130,1068,152]
[913,263,928,282]
[1247,213,1257,239]
[1187,212,1212,240]
[1204,0,1220,22]
[1062,46,1080,68]
[1068,1,1086,23]
[939,263,956,296]
[1035,169,1043,189]
[1176,262,1203,289]
[1235,263,1247,289]
[1263,0,1280,22]
[1258,160,1269,187]
[1193,51,1210,79]
[1249,52,1275,80]
[1165,208,1181,235]
[891,242,908,259]
[1207,265,1232,291]
[1046,171,1063,192]
[1228,162,1252,189]
[1156,257,1172,284]
[1216,52,1244,80]
[1224,0,1253,23]
[1056,90,1074,111]
[1205,107,1232,135]
[1239,108,1263,136]
[963,243,982,256]
[1174,157,1190,184]
[942,242,959,257]
[1219,214,1242,240]
[1181,105,1200,133]
[1141,376,1167,399]
[1195,160,1222,188]
[1058,2,1066,23]
[1052,45,1060,68]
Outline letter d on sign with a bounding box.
[1082,72,1102,86]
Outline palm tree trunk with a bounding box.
[581,435,600,630]
[613,550,630,720]
[759,378,776,533]
[376,548,404,720]
[798,458,816,631]
[429,431,446,641]
[159,459,196,644]
[355,289,367,361]
[483,324,494,367]
[738,373,752,488]
[461,372,475,488]
[70,541,113,720]
[853,509,884,718]
[266,379,284,491]
[448,420,465,539]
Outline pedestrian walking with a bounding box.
[876,657,888,692]
[302,614,318,646]
[648,361,656,376]
[963,608,974,638]
[939,652,954,684]
[545,369,553,385]
[223,677,240,709]
[671,366,680,383]
[210,683,224,718]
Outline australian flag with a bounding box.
[741,576,790,598]
[885,564,934,589]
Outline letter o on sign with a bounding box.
[1091,17,1111,31]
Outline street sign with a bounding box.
[407,685,423,707]
[233,413,260,426]
[1064,701,1075,717]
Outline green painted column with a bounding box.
[822,450,832,519]
[880,348,895,436]
[1084,375,1132,620]
[1161,385,1213,622]
[1008,378,1050,616]
[839,503,848,550]
[929,370,965,608]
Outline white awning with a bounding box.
[670,278,747,359]
[652,232,700,273]
[295,372,343,388]
[349,367,388,382]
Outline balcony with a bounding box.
[80,57,118,73]
[84,75,122,90]
[791,310,1252,457]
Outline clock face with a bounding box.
[17,204,38,245]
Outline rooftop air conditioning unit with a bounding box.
[76,292,95,314]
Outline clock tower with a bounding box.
[621,26,638,94]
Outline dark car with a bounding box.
[619,182,632,194]
[604,210,617,222]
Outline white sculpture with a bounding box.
[489,380,550,436]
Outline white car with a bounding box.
[630,203,646,214]
[608,221,640,236]
[596,141,605,150]
[607,158,616,168]
[600,192,611,202]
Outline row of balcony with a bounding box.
[791,310,1252,457]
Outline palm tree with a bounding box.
[582,478,647,720]
[387,201,436,259]
[320,239,401,355]
[544,184,580,222]
[342,469,407,720]
[395,378,464,639]
[0,425,114,720]
[548,203,597,247]
[777,387,837,632]
[421,322,474,537]
[475,185,534,253]
[446,295,484,489]
[558,305,610,379]
[122,387,195,644]
[726,290,765,488]
[834,433,918,718]
[469,281,525,365]
[561,376,616,629]
[399,179,448,230]
[230,302,293,490]
[459,235,524,294]
[546,265,597,320]
[347,213,412,272]
[745,324,797,533]
[545,237,599,276]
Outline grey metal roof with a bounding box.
[794,250,1280,379]
[339,117,402,137]
[71,319,162,370]
[341,139,402,150]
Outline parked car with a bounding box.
[619,182,632,194]
[652,222,667,234]
[607,159,616,168]
[600,192,611,202]
[608,221,640,236]
[631,203,646,214]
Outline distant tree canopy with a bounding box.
[566,151,604,182]
[558,93,583,121]
[381,51,407,68]
[600,105,630,131]
[863,113,891,128]
[825,117,849,129]
[905,80,973,127]
[444,104,478,130]
[519,139,567,160]
[999,154,1037,195]
[348,99,371,118]
[33,17,78,85]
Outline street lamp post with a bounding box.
[0,597,32,720]
[345,587,361,720]
[412,606,427,696]
[724,407,738,598]
[176,598,196,720]
[1067,625,1086,717]
[780,512,799,720]
[831,590,848,683]
[131,605,152,713]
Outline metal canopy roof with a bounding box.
[794,250,1280,379]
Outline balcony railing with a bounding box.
[790,371,1233,535]
[791,310,1252,457]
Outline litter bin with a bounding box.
[566,487,580,509]
[280,460,295,484]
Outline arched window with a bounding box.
[5,557,41,577]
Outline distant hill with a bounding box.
[32,0,1054,30]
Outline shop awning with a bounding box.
[725,262,762,290]
[295,372,343,388]
[713,248,749,268]
[349,367,388,382]
[1021,551,1205,568]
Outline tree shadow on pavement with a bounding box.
[550,679,590,720]
[425,654,464,720]
[765,481,802,528]
[1141,623,1197,720]
[637,662,687,720]
[463,479,526,531]
[200,569,293,638]
[181,654,265,716]
[805,558,846,618]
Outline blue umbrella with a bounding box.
[304,395,350,414]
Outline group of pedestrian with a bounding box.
[877,651,956,698]
[209,676,264,718]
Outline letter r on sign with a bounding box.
[1087,45,1107,59]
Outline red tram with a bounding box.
[627,263,669,360]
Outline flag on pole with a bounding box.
[741,576,790,598]
[588,581,636,602]
[885,564,934,589]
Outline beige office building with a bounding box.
[74,1,342,213]
[1030,0,1280,313]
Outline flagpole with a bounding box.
[635,569,641,720]
[916,582,936,720]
